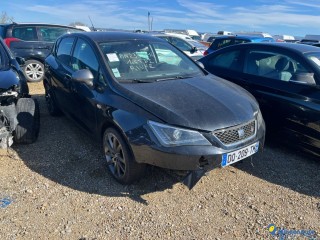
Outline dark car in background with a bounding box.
[203,35,275,56]
[0,23,83,82]
[43,32,265,188]
[199,42,320,156]
[0,38,40,147]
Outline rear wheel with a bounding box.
[103,128,146,184]
[23,60,44,82]
[14,98,40,144]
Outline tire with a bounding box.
[23,60,44,82]
[14,98,40,144]
[44,83,62,116]
[103,128,146,184]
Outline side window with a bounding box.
[244,50,315,83]
[12,27,37,41]
[38,26,82,42]
[72,38,99,78]
[170,38,191,51]
[56,37,75,67]
[212,39,233,50]
[208,50,242,71]
[234,39,250,44]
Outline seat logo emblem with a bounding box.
[238,128,245,139]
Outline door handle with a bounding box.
[65,74,72,80]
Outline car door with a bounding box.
[69,37,101,132]
[240,48,320,149]
[49,36,77,115]
[202,46,320,150]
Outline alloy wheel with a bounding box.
[104,132,126,178]
[25,62,44,81]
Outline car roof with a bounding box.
[0,23,81,29]
[214,35,270,41]
[67,31,165,42]
[149,33,169,38]
[223,42,320,54]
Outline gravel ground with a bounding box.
[0,82,319,240]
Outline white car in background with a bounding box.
[164,32,193,40]
[153,33,207,60]
[164,29,201,41]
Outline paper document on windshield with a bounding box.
[107,53,119,62]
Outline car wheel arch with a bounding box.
[100,120,128,144]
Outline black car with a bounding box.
[0,23,83,82]
[198,42,320,155]
[0,38,40,147]
[44,32,265,188]
[203,35,275,56]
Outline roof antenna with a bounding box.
[88,16,96,31]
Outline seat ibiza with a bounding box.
[44,32,265,188]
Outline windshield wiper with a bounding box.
[132,79,155,83]
[156,75,195,82]
[118,79,154,83]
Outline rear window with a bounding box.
[211,38,233,50]
[38,26,83,42]
[12,26,37,41]
[235,39,250,44]
[301,39,319,43]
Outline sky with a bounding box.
[2,0,320,37]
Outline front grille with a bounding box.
[213,120,256,146]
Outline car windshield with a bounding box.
[305,52,320,69]
[99,40,204,83]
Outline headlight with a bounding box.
[148,121,211,147]
[255,110,264,127]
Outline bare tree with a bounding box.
[0,11,14,23]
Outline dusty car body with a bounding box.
[44,32,265,188]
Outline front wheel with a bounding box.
[103,128,146,184]
[23,60,44,82]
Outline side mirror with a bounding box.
[72,69,94,87]
[190,46,197,54]
[15,57,25,65]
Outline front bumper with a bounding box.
[127,122,265,171]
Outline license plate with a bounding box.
[221,142,259,167]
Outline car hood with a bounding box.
[120,75,259,131]
[0,68,20,90]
